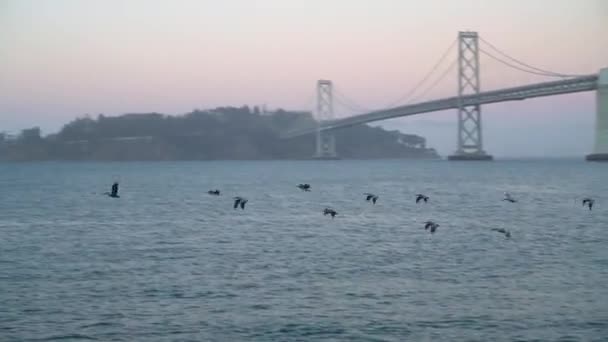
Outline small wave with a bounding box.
[37,333,98,341]
[80,321,118,329]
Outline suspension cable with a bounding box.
[383,38,458,108]
[479,47,573,78]
[408,58,457,103]
[329,38,459,114]
[330,56,457,120]
[332,87,372,113]
[479,37,583,78]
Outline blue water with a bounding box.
[1,160,607,341]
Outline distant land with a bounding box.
[0,106,439,161]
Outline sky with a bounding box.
[1,0,607,157]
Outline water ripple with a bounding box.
[1,160,607,341]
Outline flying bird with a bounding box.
[416,194,429,203]
[582,198,594,211]
[424,221,440,233]
[491,228,511,238]
[323,208,337,218]
[104,182,120,198]
[503,192,517,203]
[233,197,248,210]
[207,190,220,196]
[364,193,379,204]
[297,183,311,192]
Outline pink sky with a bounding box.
[1,0,607,156]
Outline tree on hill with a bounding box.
[1,107,438,161]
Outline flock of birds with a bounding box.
[103,181,596,239]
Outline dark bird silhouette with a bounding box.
[491,228,511,238]
[297,183,311,192]
[323,208,337,218]
[233,197,248,210]
[416,194,429,203]
[582,198,594,211]
[424,221,439,233]
[104,182,120,198]
[503,192,517,203]
[364,193,379,204]
[207,190,220,196]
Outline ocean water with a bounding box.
[1,159,607,341]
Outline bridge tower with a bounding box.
[586,68,608,161]
[313,80,338,159]
[448,31,493,161]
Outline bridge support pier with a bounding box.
[315,130,337,159]
[313,80,339,159]
[586,68,608,161]
[448,31,493,161]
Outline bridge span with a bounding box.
[281,74,599,138]
[281,31,608,161]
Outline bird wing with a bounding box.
[366,194,373,201]
[416,196,422,203]
[240,200,246,209]
[233,199,240,209]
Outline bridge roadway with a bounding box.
[281,74,598,138]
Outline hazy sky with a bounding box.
[1,0,607,157]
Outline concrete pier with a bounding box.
[448,153,493,161]
[586,68,608,161]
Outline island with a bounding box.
[0,106,439,161]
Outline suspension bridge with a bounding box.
[281,31,607,161]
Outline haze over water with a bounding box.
[2,0,607,157]
[2,160,607,341]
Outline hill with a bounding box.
[0,106,439,161]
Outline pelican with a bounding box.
[233,197,248,210]
[323,208,337,218]
[582,198,594,211]
[104,182,120,198]
[424,221,439,233]
[503,192,517,203]
[297,183,311,192]
[364,193,379,204]
[416,194,429,203]
[207,189,220,196]
[491,228,511,238]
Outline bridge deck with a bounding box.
[282,74,598,138]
